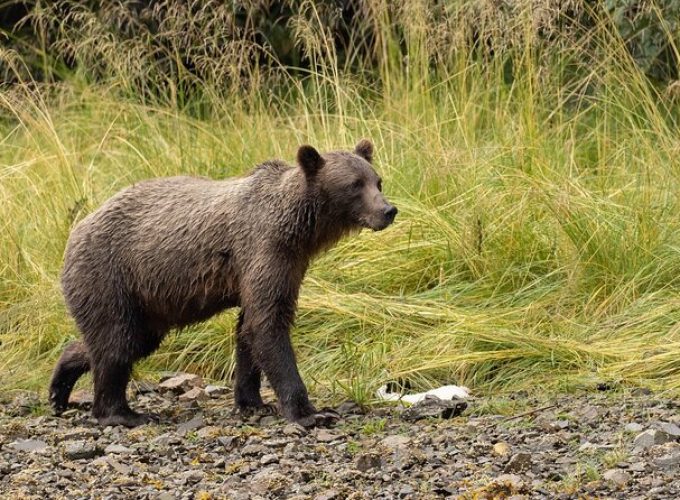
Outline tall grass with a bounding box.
[1,1,679,401]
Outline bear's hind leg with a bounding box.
[49,340,91,415]
[234,311,277,417]
[88,324,161,428]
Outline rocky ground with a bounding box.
[1,375,679,499]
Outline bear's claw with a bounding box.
[295,408,340,428]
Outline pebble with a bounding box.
[64,440,99,460]
[603,469,631,486]
[493,442,511,456]
[1,380,678,498]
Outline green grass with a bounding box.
[1,2,679,403]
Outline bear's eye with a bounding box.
[351,178,364,190]
[377,179,383,192]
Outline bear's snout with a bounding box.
[384,205,398,224]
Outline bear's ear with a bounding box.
[354,139,373,163]
[297,145,325,178]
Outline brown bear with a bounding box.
[49,140,397,428]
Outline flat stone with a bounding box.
[283,424,306,436]
[315,429,338,442]
[629,462,646,472]
[178,387,208,402]
[603,469,631,486]
[657,422,680,437]
[177,414,204,435]
[64,440,100,460]
[158,374,203,394]
[10,439,48,453]
[496,473,523,488]
[625,423,644,433]
[356,453,382,472]
[260,453,279,465]
[634,429,674,449]
[504,452,532,473]
[106,457,132,475]
[381,435,411,449]
[552,420,570,430]
[104,444,132,454]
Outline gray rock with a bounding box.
[629,462,646,472]
[496,473,524,488]
[283,423,306,436]
[504,452,532,473]
[156,493,175,500]
[177,414,204,435]
[178,387,208,402]
[217,436,240,450]
[104,443,132,454]
[552,420,570,430]
[10,439,48,453]
[158,374,203,394]
[315,429,338,442]
[633,429,674,450]
[356,453,382,472]
[603,469,631,486]
[260,453,279,465]
[106,457,132,475]
[151,433,180,446]
[64,440,100,460]
[654,452,680,466]
[381,435,411,449]
[657,422,680,437]
[625,423,644,433]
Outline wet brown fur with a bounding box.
[49,140,397,427]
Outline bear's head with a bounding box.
[297,140,397,231]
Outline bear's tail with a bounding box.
[49,340,91,415]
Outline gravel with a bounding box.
[1,380,679,498]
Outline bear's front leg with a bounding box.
[234,311,277,417]
[241,293,339,428]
